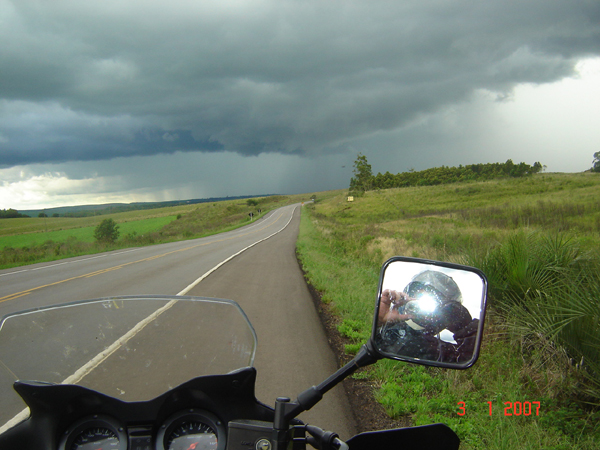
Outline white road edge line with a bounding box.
[177,205,295,296]
[0,205,297,435]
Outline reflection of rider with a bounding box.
[377,271,479,363]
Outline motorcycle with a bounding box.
[0,256,487,450]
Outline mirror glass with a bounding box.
[372,257,487,369]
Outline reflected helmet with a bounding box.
[403,271,463,333]
[404,270,462,304]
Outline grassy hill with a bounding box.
[17,194,275,218]
[296,172,600,449]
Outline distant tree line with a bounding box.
[0,208,29,219]
[350,155,543,193]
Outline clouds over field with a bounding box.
[1,0,599,208]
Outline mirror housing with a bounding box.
[370,257,488,369]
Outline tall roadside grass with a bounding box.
[296,210,378,352]
[468,232,600,405]
[296,174,600,449]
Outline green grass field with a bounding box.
[0,216,176,248]
[0,204,196,237]
[0,193,313,269]
[296,172,600,449]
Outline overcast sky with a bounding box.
[1,0,599,210]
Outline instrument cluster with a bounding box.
[60,409,226,450]
[8,369,274,450]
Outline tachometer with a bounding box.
[70,427,119,450]
[60,415,127,450]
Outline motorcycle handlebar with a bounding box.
[333,437,349,450]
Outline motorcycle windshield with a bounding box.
[0,296,257,428]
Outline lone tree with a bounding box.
[593,151,600,173]
[349,152,373,193]
[94,218,120,243]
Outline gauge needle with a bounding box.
[186,443,199,450]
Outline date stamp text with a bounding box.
[457,401,541,416]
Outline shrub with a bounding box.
[94,218,120,243]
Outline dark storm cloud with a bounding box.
[0,0,598,167]
[0,127,223,167]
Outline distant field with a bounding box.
[0,204,196,237]
[0,216,176,248]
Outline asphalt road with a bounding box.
[0,206,297,316]
[0,205,357,438]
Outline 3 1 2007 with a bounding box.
[457,401,541,416]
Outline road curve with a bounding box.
[0,206,295,317]
[0,204,357,438]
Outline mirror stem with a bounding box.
[281,343,380,424]
[314,343,379,397]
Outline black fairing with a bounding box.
[0,367,274,450]
[347,423,460,450]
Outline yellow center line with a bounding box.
[0,211,285,304]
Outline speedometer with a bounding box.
[166,421,217,450]
[157,410,226,450]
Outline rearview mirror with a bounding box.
[370,257,488,369]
